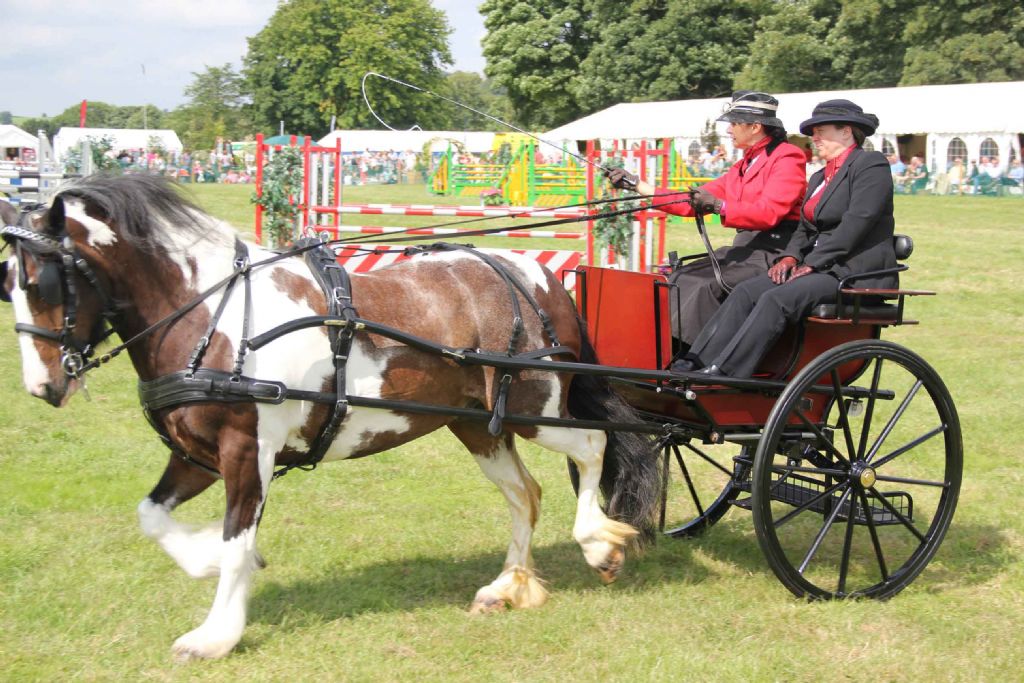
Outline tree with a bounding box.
[571,0,771,117]
[480,0,593,129]
[0,111,12,125]
[736,0,1024,93]
[899,1,1024,85]
[244,0,451,137]
[166,64,251,149]
[440,71,517,130]
[734,0,840,93]
[18,102,167,140]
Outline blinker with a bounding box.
[36,260,64,306]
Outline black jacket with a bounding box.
[783,147,898,289]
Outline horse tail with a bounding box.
[566,317,661,547]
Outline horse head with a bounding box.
[1,191,120,406]
[3,175,233,406]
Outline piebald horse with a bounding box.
[0,176,660,661]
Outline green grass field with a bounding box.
[2,185,1023,680]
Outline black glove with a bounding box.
[690,186,723,214]
[604,167,638,192]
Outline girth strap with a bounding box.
[275,237,360,478]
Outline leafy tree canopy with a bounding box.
[735,0,1024,92]
[244,0,452,137]
[441,71,518,130]
[481,0,593,129]
[165,64,252,149]
[575,0,770,111]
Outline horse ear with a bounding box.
[46,196,67,236]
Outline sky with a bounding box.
[0,0,487,118]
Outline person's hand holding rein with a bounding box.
[604,167,638,192]
[689,185,723,214]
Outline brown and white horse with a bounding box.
[0,175,660,661]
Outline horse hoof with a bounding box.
[255,551,267,569]
[597,547,625,585]
[171,627,237,662]
[469,596,507,615]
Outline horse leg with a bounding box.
[527,426,638,584]
[137,453,234,579]
[449,422,548,613]
[170,431,270,662]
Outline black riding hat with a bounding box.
[716,91,784,128]
[799,99,879,136]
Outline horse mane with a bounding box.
[54,174,223,253]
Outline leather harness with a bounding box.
[131,240,571,480]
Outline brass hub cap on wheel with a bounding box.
[850,461,876,488]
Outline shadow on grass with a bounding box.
[247,515,1007,634]
[665,514,1011,592]
[249,536,711,629]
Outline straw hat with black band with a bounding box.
[717,91,785,129]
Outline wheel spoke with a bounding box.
[831,369,858,460]
[857,357,884,460]
[868,486,927,543]
[658,447,670,532]
[857,489,889,583]
[795,409,850,466]
[770,464,848,478]
[683,442,734,477]
[871,424,948,470]
[866,379,923,463]
[873,474,948,488]
[838,494,858,595]
[798,486,852,575]
[773,479,846,529]
[673,445,705,517]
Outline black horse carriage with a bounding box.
[1,179,960,629]
[572,226,961,599]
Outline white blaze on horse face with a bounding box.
[7,258,56,396]
[63,198,118,247]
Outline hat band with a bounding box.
[812,106,863,117]
[723,102,778,115]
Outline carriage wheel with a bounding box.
[659,438,743,538]
[751,340,962,599]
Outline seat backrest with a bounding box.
[894,234,913,260]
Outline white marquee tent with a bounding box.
[546,81,1024,175]
[317,129,496,154]
[53,127,183,161]
[0,124,39,158]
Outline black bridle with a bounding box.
[1,224,121,378]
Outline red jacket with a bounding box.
[657,141,806,231]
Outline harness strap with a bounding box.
[270,237,360,479]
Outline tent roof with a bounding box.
[317,129,497,153]
[53,127,183,158]
[545,81,1024,140]
[0,124,38,149]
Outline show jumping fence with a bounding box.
[252,133,721,279]
[0,133,74,207]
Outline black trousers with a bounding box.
[689,272,839,378]
[667,246,773,345]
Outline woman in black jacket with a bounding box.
[676,100,897,378]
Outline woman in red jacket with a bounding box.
[607,91,806,371]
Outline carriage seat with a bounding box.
[807,235,932,325]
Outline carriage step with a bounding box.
[731,481,913,526]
